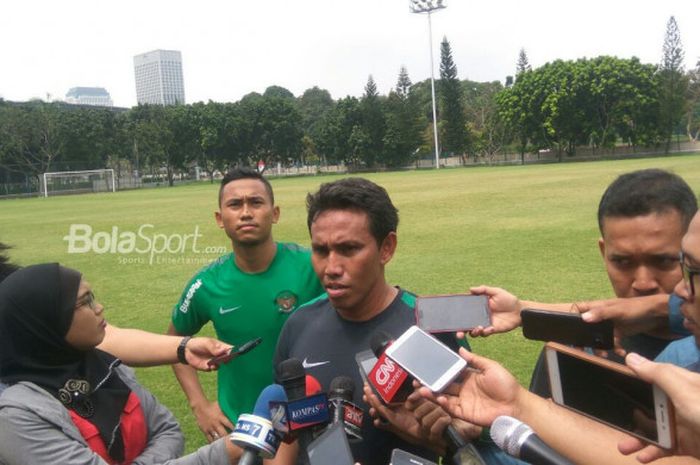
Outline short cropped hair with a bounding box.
[0,243,20,283]
[306,177,399,245]
[218,167,274,206]
[598,169,698,234]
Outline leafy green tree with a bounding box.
[686,59,700,141]
[497,56,662,161]
[588,56,659,149]
[129,104,195,186]
[238,93,303,168]
[0,102,68,184]
[383,67,424,167]
[263,85,295,100]
[359,75,386,167]
[439,37,469,156]
[316,96,362,165]
[516,48,531,76]
[396,66,412,98]
[463,81,508,160]
[658,16,689,152]
[298,86,335,154]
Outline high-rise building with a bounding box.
[65,87,114,107]
[133,49,185,105]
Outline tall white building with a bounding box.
[133,49,185,105]
[65,87,114,107]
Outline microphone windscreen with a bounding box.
[329,376,355,401]
[369,330,393,357]
[252,384,288,420]
[490,415,533,457]
[305,374,322,395]
[277,358,305,381]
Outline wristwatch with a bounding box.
[177,336,192,365]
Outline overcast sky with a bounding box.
[1,0,698,108]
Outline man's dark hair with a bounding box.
[218,167,274,206]
[0,242,20,283]
[306,177,399,244]
[598,169,698,234]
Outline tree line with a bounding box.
[1,17,698,193]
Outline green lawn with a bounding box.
[2,153,699,452]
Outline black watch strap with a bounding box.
[177,336,192,365]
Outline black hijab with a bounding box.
[0,263,131,462]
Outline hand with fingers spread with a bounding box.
[418,348,524,428]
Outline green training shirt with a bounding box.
[171,242,324,423]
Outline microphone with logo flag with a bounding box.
[276,358,330,463]
[490,416,573,465]
[368,330,413,405]
[328,376,364,442]
[230,384,287,465]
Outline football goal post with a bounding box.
[42,169,116,197]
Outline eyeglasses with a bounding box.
[680,251,700,297]
[76,291,98,311]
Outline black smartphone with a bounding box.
[521,308,613,349]
[355,349,378,383]
[545,342,674,448]
[206,337,262,368]
[390,448,437,465]
[308,423,355,465]
[415,294,491,333]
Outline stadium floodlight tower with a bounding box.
[410,0,446,169]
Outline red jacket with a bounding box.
[69,392,147,465]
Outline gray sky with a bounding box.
[1,0,698,108]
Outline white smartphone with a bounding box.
[385,325,466,392]
[545,342,675,449]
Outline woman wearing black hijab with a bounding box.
[0,264,244,465]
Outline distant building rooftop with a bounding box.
[65,87,113,107]
[66,87,110,98]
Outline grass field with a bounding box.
[2,153,700,452]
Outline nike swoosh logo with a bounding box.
[219,305,242,315]
[302,358,330,369]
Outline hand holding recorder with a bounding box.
[207,337,262,368]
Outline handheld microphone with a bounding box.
[277,359,330,463]
[328,376,363,442]
[368,331,413,404]
[278,358,306,400]
[490,416,573,465]
[231,384,287,465]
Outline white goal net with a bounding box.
[42,169,116,197]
